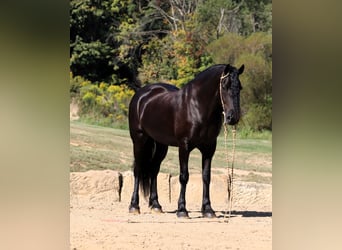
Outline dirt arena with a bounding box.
[70,170,272,249]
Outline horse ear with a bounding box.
[238,64,245,75]
[224,64,231,74]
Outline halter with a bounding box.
[219,72,230,121]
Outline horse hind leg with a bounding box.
[129,161,141,214]
[149,142,168,213]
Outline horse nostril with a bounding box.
[226,110,234,122]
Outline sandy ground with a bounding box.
[70,170,272,250]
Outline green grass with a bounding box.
[70,121,132,172]
[70,121,272,183]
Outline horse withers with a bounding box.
[128,64,244,218]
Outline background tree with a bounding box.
[207,32,272,130]
[70,0,272,131]
[70,0,117,82]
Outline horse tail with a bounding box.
[140,168,150,198]
[134,138,156,198]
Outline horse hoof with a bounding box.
[129,207,140,214]
[202,211,217,218]
[151,207,163,214]
[176,211,189,218]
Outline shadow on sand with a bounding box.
[163,209,272,219]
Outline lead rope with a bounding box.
[219,73,237,223]
[222,123,236,223]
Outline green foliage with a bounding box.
[73,76,134,128]
[207,32,272,131]
[195,0,236,40]
[243,102,272,131]
[170,29,212,88]
[70,39,114,82]
[70,72,85,98]
[138,36,177,84]
[70,0,272,132]
[70,0,147,87]
[139,27,213,88]
[195,0,272,40]
[238,0,272,35]
[206,33,244,63]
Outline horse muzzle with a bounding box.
[224,110,239,125]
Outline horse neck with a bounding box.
[185,72,223,119]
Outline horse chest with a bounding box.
[197,123,221,141]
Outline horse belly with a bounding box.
[141,109,178,146]
[145,127,178,146]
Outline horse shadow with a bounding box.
[164,210,272,219]
[220,210,272,218]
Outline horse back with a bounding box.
[129,83,180,146]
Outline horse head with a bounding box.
[220,64,244,125]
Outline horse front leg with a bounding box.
[200,144,217,218]
[177,145,190,218]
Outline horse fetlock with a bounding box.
[128,205,140,214]
[151,207,163,214]
[202,210,216,218]
[176,209,189,218]
[201,205,216,218]
[149,199,162,211]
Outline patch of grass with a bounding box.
[236,127,272,140]
[217,137,272,154]
[78,115,129,130]
[215,135,272,174]
[238,172,272,184]
[70,121,132,172]
[70,121,272,183]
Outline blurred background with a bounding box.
[1,0,342,249]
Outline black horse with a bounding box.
[128,64,244,218]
